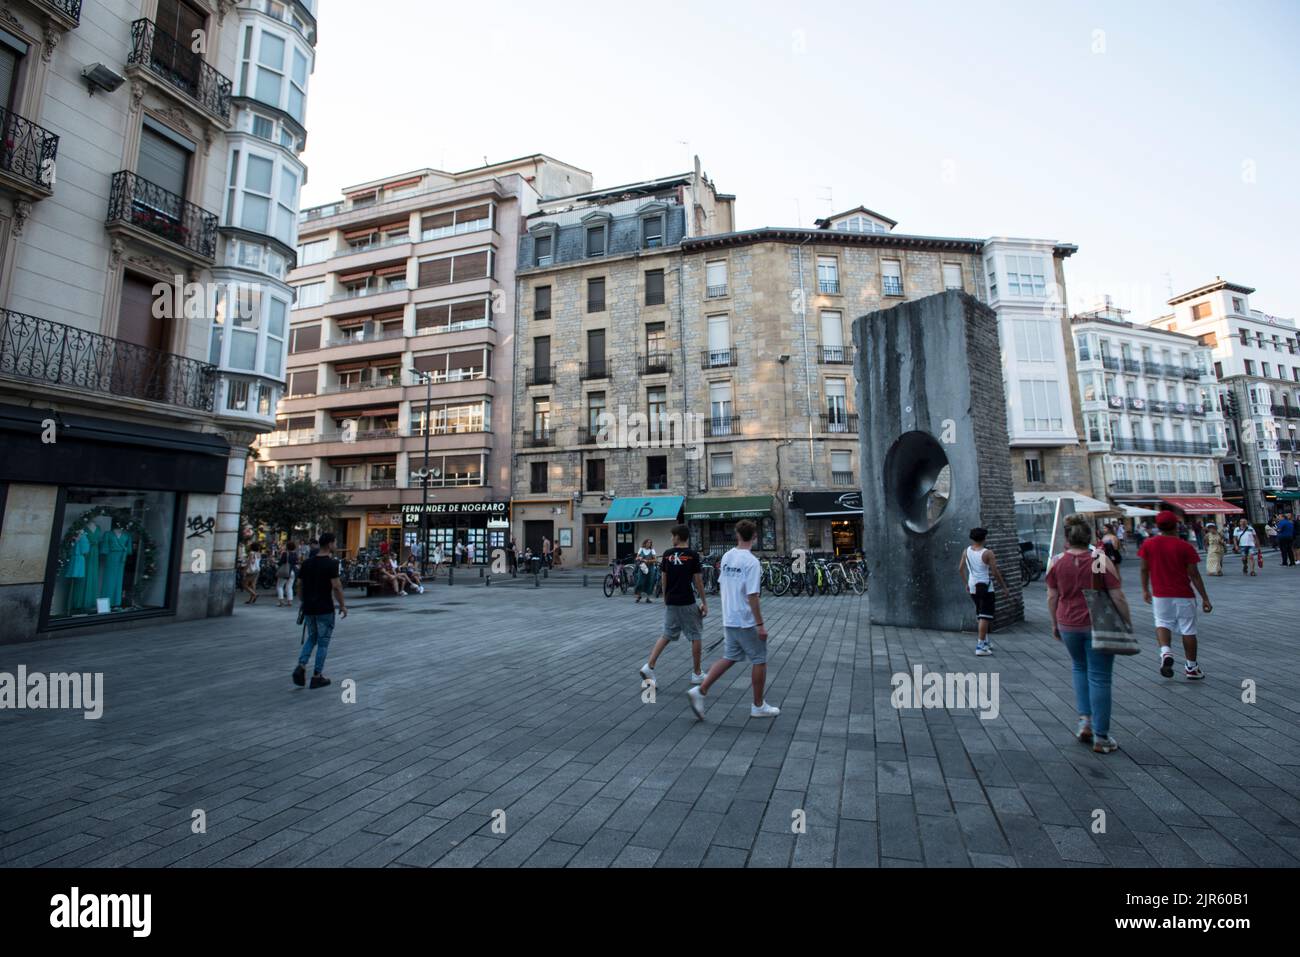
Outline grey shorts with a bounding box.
[663,604,703,642]
[723,626,766,665]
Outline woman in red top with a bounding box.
[1046,515,1132,754]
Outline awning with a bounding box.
[1162,497,1245,516]
[684,495,772,521]
[1122,505,1161,518]
[1014,490,1114,514]
[792,490,863,517]
[1273,491,1300,501]
[603,496,684,524]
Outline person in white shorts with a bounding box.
[687,519,780,720]
[1138,510,1213,680]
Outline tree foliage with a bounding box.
[240,476,350,539]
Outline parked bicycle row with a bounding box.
[604,550,868,598]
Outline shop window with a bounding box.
[49,488,178,623]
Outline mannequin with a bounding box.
[82,522,105,612]
[66,530,91,612]
[102,522,134,609]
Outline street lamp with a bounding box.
[412,369,436,576]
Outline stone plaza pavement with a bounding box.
[1,563,1298,868]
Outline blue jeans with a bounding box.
[1060,629,1114,737]
[298,613,335,674]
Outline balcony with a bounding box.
[580,359,610,381]
[127,19,233,123]
[1136,480,1156,493]
[321,478,399,493]
[106,171,218,264]
[520,429,555,449]
[33,0,82,28]
[821,413,859,435]
[642,352,672,375]
[526,365,555,387]
[318,376,402,397]
[706,284,728,299]
[0,309,216,412]
[831,471,855,487]
[1221,476,1243,491]
[577,426,604,446]
[1111,437,1214,455]
[1126,397,1149,412]
[1198,483,1217,494]
[1176,482,1198,493]
[1272,405,1297,419]
[1122,359,1141,373]
[1181,367,1202,381]
[1110,480,1134,494]
[0,106,59,199]
[701,348,738,369]
[882,277,904,297]
[710,474,735,489]
[1101,356,1119,371]
[322,328,407,349]
[1157,481,1177,494]
[1142,361,1163,377]
[704,414,742,438]
[1147,400,1168,414]
[819,345,854,365]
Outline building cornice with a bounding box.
[680,227,984,255]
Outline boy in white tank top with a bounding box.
[955,527,1009,656]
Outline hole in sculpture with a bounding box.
[885,430,952,533]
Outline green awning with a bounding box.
[602,496,684,523]
[1274,490,1300,501]
[684,495,772,521]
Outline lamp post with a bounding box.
[413,369,435,576]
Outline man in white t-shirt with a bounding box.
[687,519,780,720]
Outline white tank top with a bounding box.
[965,546,992,593]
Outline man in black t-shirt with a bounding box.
[292,532,347,690]
[639,525,709,687]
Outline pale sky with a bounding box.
[299,0,1300,321]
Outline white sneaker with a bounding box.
[975,642,992,657]
[750,702,781,718]
[417,585,425,594]
[687,686,706,720]
[639,663,655,683]
[690,672,706,685]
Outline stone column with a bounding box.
[212,431,256,617]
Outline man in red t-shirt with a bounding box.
[1138,511,1213,680]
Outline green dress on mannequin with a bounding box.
[103,526,133,609]
[66,530,90,612]
[82,523,105,612]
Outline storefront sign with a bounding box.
[402,502,509,524]
[367,512,403,526]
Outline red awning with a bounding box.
[1162,497,1245,516]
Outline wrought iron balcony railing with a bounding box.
[1197,483,1217,494]
[35,0,81,24]
[821,413,859,434]
[704,414,742,438]
[520,429,555,449]
[831,471,855,487]
[701,348,738,369]
[580,359,609,380]
[0,106,59,193]
[819,345,854,365]
[1110,480,1134,494]
[526,365,555,386]
[1101,356,1119,371]
[107,170,218,260]
[642,352,672,375]
[128,19,233,121]
[0,309,216,411]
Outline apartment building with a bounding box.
[0,0,316,644]
[1071,301,1233,522]
[510,161,734,561]
[258,155,593,558]
[1156,279,1300,519]
[514,189,1082,561]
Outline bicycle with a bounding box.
[603,558,633,597]
[1019,542,1044,584]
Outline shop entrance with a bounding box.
[832,519,862,556]
[524,520,554,557]
[584,514,609,565]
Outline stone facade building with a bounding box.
[0,0,316,644]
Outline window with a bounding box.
[817,256,839,294]
[707,314,730,366]
[1232,297,1244,313]
[1013,319,1056,362]
[586,392,606,438]
[294,281,325,309]
[533,336,551,382]
[1024,455,1044,484]
[417,250,491,287]
[710,452,734,489]
[942,263,963,291]
[825,379,849,430]
[240,154,274,232]
[532,398,550,437]
[1020,380,1064,431]
[421,205,491,241]
[587,329,606,377]
[534,285,551,321]
[820,311,844,362]
[587,278,605,313]
[709,381,733,435]
[831,450,853,486]
[647,455,668,490]
[1263,362,1272,378]
[645,269,665,306]
[534,234,553,266]
[289,46,308,122]
[648,387,669,442]
[706,260,728,298]
[586,225,606,257]
[881,259,903,297]
[985,260,997,298]
[1005,255,1047,298]
[646,322,666,362]
[1193,303,1214,321]
[288,368,317,396]
[415,299,491,334]
[297,238,328,266]
[642,216,664,249]
[530,462,548,494]
[289,325,320,354]
[1244,360,1256,376]
[138,121,193,199]
[586,459,606,493]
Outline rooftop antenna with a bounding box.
[1164,270,1174,299]
[816,185,833,211]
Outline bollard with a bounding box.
[534,572,540,588]
[583,574,588,588]
[479,566,484,578]
[485,573,491,587]
[543,567,549,579]
[448,565,454,587]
